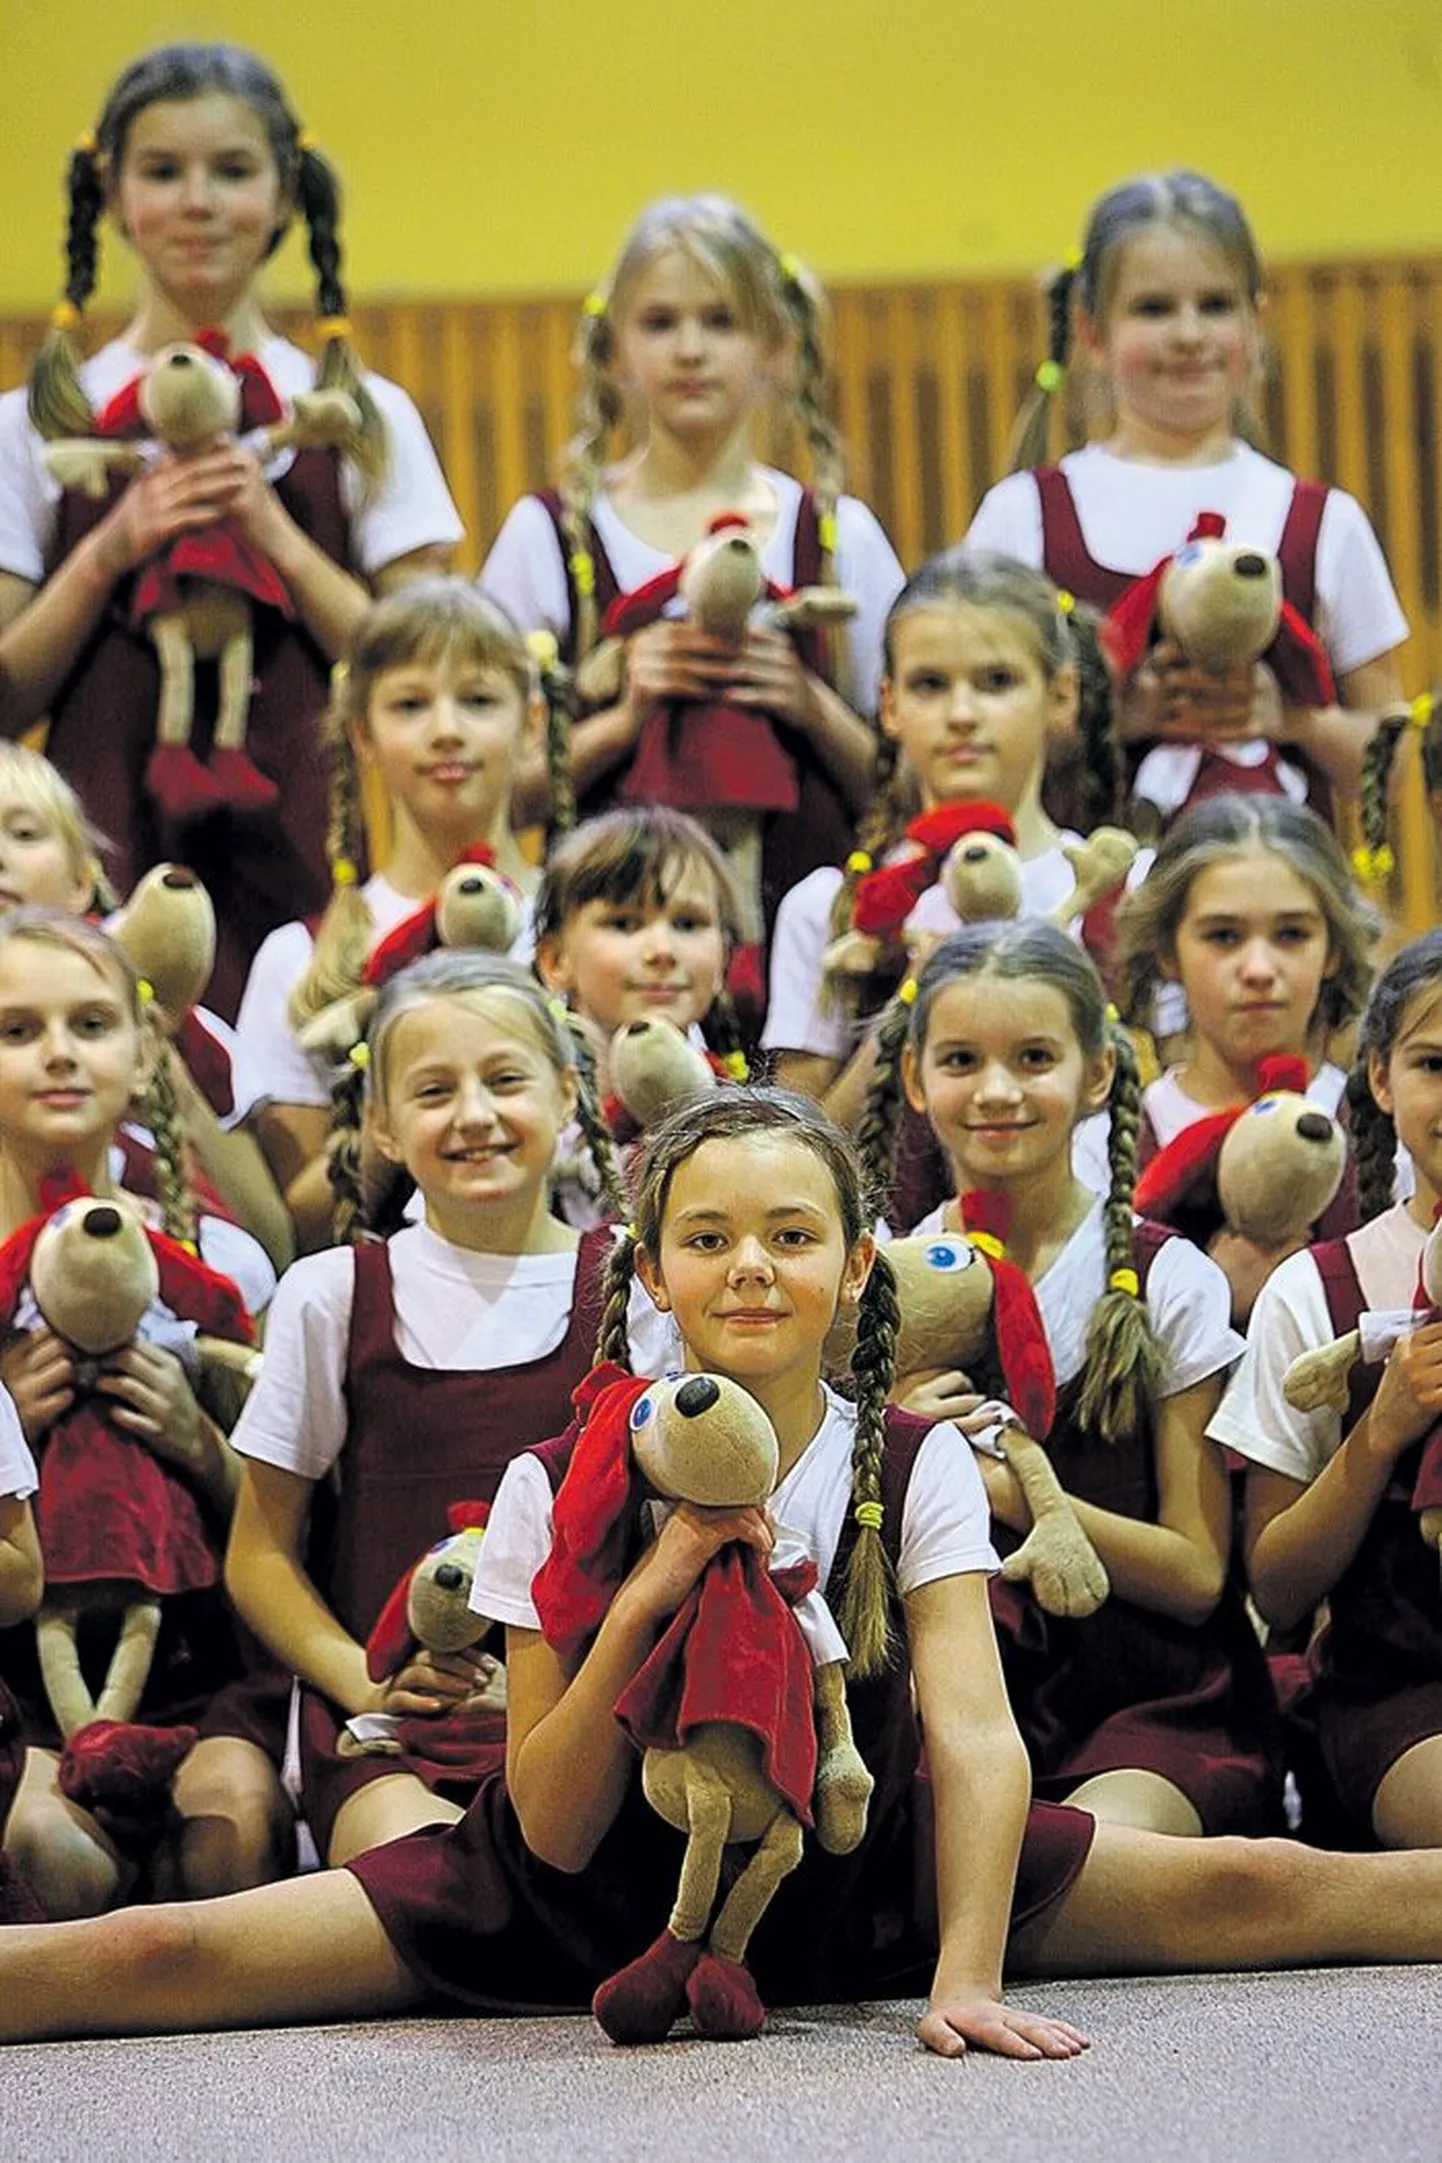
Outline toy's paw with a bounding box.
[57,1718,197,1853]
[1001,1529,1109,1619]
[814,1742,874,1855]
[44,443,123,498]
[145,745,226,828]
[1282,1345,1355,1415]
[206,747,279,816]
[686,1950,767,2041]
[592,1930,700,2046]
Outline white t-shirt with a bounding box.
[1144,1060,1346,1149]
[965,442,1407,679]
[231,1219,667,1483]
[480,473,904,719]
[909,1196,1242,1399]
[1208,1203,1425,1482]
[0,1388,37,1501]
[0,335,464,585]
[472,1383,998,1634]
[231,872,537,1119]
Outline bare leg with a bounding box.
[164,1737,296,1898]
[1372,1735,1442,1849]
[1009,1823,1442,1978]
[2,1748,129,1920]
[1064,1769,1203,1838]
[326,1773,464,1867]
[0,1869,425,2043]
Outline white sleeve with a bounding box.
[469,1452,556,1629]
[342,376,464,576]
[1146,1235,1245,1397]
[231,921,330,1118]
[229,1249,355,1480]
[0,1386,38,1500]
[896,1420,1000,1596]
[961,473,1045,565]
[0,388,58,584]
[1207,1249,1342,1483]
[832,496,904,716]
[478,495,573,641]
[759,868,852,1059]
[196,1215,278,1321]
[1313,490,1408,678]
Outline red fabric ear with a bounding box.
[363,846,503,986]
[1103,558,1170,681]
[95,376,146,437]
[531,1363,654,1659]
[1133,1108,1240,1218]
[1254,1054,1310,1099]
[0,1215,50,1333]
[366,1570,417,1681]
[1267,600,1336,708]
[958,1191,1056,1440]
[148,1232,254,1340]
[851,802,1017,942]
[602,565,685,642]
[906,801,1016,854]
[447,1500,492,1534]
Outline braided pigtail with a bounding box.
[1355,707,1410,890]
[839,1247,899,1677]
[595,1225,640,1367]
[1346,1061,1399,1224]
[1007,261,1077,474]
[1066,598,1120,825]
[29,136,106,441]
[563,1011,628,1223]
[294,142,388,490]
[323,1048,367,1245]
[143,1032,199,1250]
[290,692,372,1031]
[1078,1020,1164,1444]
[826,734,908,950]
[525,630,577,842]
[701,988,750,1081]
[854,990,916,1211]
[776,249,844,578]
[558,299,624,669]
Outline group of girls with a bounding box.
[0,32,1439,2061]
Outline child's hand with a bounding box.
[725,625,818,731]
[94,446,244,579]
[1122,640,1259,744]
[1368,1321,1442,1460]
[894,1371,981,1422]
[623,619,738,725]
[619,1500,774,1629]
[1,1328,76,1442]
[918,1994,1090,2060]
[221,445,297,559]
[374,1647,500,1718]
[96,1340,205,1467]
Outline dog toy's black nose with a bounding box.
[961,843,988,862]
[1296,1112,1334,1144]
[675,1376,721,1418]
[85,1206,123,1238]
[1234,552,1268,578]
[433,1563,464,1592]
[161,867,196,890]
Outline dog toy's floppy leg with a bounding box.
[998,1431,1110,1619]
[690,1805,804,2040]
[812,1658,873,1854]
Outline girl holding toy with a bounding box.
[480,193,904,941]
[859,922,1280,1838]
[1210,930,1442,1847]
[224,950,636,1869]
[232,579,548,1252]
[966,169,1406,823]
[11,1092,1442,2047]
[0,910,281,1918]
[0,42,464,1017]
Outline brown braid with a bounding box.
[854,993,916,1214]
[557,303,623,670]
[840,1248,899,1676]
[1349,928,1442,1223]
[143,1033,198,1249]
[1345,1064,1398,1225]
[294,145,388,488]
[1077,1022,1163,1445]
[532,642,578,840]
[1006,263,1077,474]
[824,733,912,1020]
[700,988,750,1079]
[1357,708,1409,884]
[1068,599,1120,825]
[563,1012,629,1222]
[774,250,844,565]
[29,140,106,440]
[323,1050,369,1245]
[291,687,372,1030]
[595,1228,639,1366]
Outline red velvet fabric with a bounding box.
[851,802,1016,942]
[958,1190,1057,1439]
[530,1365,654,1660]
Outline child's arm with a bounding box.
[1244,1319,1442,1633]
[0,1492,42,1629]
[908,1570,1088,2061]
[167,1051,295,1275]
[225,1459,373,1712]
[248,1103,337,1255]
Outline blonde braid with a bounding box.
[775,250,844,573]
[564,1015,628,1223]
[1077,1023,1163,1444]
[1355,708,1409,887]
[557,305,624,668]
[290,705,372,1030]
[839,1249,898,1677]
[143,1035,198,1249]
[595,1227,639,1366]
[854,993,915,1213]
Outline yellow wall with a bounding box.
[4,0,1442,312]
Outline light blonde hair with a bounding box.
[0,744,107,908]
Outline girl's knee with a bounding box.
[4,1794,124,1920]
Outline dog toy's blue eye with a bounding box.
[629,1394,655,1432]
[1174,542,1204,569]
[1252,1097,1280,1115]
[922,1239,972,1273]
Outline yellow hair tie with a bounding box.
[526,628,559,672]
[333,856,359,888]
[570,549,596,599]
[178,1237,200,1257]
[1063,245,1084,273]
[817,511,839,556]
[582,291,608,318]
[779,252,804,284]
[348,1041,370,1072]
[722,1049,750,1082]
[853,1499,884,1532]
[135,976,155,1007]
[969,1228,1005,1262]
[1056,588,1075,615]
[546,994,572,1025]
[73,130,98,157]
[623,1221,638,1241]
[897,977,919,1006]
[1410,691,1436,728]
[1109,1266,1140,1298]
[315,315,353,344]
[845,850,874,875]
[1351,843,1394,883]
[1035,359,1065,393]
[1105,1002,1120,1024]
[50,300,81,332]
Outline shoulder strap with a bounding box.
[1276,479,1329,623]
[1310,1234,1366,1334]
[534,488,623,664]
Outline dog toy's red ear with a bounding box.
[447,1499,492,1534]
[852,800,1016,940]
[1133,1109,1240,1219]
[1254,1054,1310,1099]
[959,1190,1056,1439]
[531,1365,654,1658]
[906,801,1016,854]
[361,845,500,987]
[366,1568,417,1682]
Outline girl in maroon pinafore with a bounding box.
[225,949,630,1868]
[860,920,1282,1838]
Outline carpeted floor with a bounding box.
[5,1966,1440,2163]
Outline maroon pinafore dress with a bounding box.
[348,1399,1096,2009]
[986,1221,1284,1834]
[297,1227,612,1855]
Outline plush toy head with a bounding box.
[432,860,523,958]
[365,1509,493,1682]
[883,1233,997,1382]
[109,864,216,1020]
[610,1017,717,1131]
[938,832,1025,923]
[30,1200,158,1357]
[1216,1088,1348,1246]
[1159,533,1283,671]
[627,1371,779,1508]
[678,515,765,642]
[138,343,243,450]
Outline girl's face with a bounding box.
[1369,986,1442,1213]
[371,997,577,1251]
[1166,850,1333,1074]
[879,603,1073,817]
[356,654,534,844]
[111,93,288,318]
[903,974,1112,1193]
[611,248,774,444]
[539,868,728,1036]
[0,942,143,1172]
[637,1133,872,1395]
[1081,223,1259,453]
[0,792,93,915]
